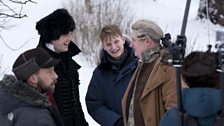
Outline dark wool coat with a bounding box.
[37,41,88,126]
[122,49,177,126]
[160,88,221,126]
[85,41,138,126]
[0,75,64,126]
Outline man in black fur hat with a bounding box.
[0,47,64,126]
[35,8,88,126]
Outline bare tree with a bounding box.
[63,0,134,65]
[0,0,36,30]
[197,0,224,26]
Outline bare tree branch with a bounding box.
[0,0,36,30]
[0,13,27,18]
[8,0,37,4]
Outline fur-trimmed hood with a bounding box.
[0,75,50,114]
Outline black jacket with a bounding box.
[37,41,88,126]
[0,75,64,126]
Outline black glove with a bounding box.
[114,118,124,126]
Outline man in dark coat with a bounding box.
[0,47,63,126]
[85,24,138,126]
[35,8,88,126]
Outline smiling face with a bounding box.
[51,32,73,53]
[100,24,126,59]
[102,35,125,59]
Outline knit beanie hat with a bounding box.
[35,8,75,43]
[12,47,60,80]
[131,19,164,42]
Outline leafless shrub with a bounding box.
[63,0,134,65]
[0,0,36,30]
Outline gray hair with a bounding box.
[131,19,164,42]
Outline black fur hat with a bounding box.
[36,8,75,43]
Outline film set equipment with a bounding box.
[213,31,224,126]
[161,0,191,125]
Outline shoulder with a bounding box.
[155,57,175,75]
[14,107,55,125]
[160,108,178,126]
[14,107,51,117]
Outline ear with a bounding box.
[27,74,38,88]
[145,38,155,47]
[122,36,126,43]
[145,38,151,46]
[122,36,125,41]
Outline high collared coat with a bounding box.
[37,41,88,126]
[122,55,177,126]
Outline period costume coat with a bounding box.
[37,41,88,126]
[122,48,177,126]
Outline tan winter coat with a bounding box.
[122,56,177,126]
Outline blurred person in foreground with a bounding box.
[85,24,138,126]
[35,8,88,126]
[160,51,220,126]
[122,19,177,126]
[0,47,63,126]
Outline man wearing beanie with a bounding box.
[0,47,63,126]
[122,19,177,126]
[36,8,88,126]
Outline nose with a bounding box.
[111,43,117,50]
[53,70,58,79]
[130,41,134,48]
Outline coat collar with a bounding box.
[182,88,220,117]
[140,45,161,63]
[37,40,81,58]
[0,75,50,108]
[141,57,171,99]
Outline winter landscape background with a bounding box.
[0,0,224,125]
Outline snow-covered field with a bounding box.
[1,0,224,125]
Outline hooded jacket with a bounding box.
[0,75,63,126]
[86,41,138,126]
[160,88,221,126]
[37,41,88,126]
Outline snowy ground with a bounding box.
[1,0,224,125]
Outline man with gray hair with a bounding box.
[122,19,177,126]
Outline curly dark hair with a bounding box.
[36,8,75,43]
[181,51,219,88]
